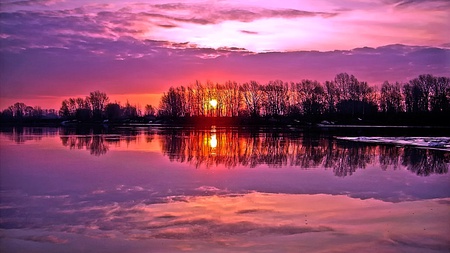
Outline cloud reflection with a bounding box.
[1,192,449,252]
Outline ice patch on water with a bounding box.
[336,137,450,151]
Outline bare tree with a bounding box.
[241,81,263,117]
[380,81,403,113]
[324,80,338,114]
[430,76,450,112]
[144,104,156,116]
[88,90,109,119]
[263,80,289,116]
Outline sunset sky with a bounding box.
[1,0,449,109]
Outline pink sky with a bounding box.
[0,0,449,109]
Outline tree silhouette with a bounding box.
[4,73,449,125]
[88,90,109,120]
[241,81,263,118]
[380,81,403,113]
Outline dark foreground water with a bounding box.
[0,127,449,253]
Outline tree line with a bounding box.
[158,73,450,123]
[1,73,449,125]
[1,90,156,123]
[58,90,156,122]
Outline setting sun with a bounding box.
[209,99,218,108]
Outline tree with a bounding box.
[403,77,428,113]
[159,87,184,117]
[430,76,450,112]
[123,101,138,118]
[227,81,241,117]
[10,102,26,119]
[324,81,338,114]
[241,81,263,117]
[334,73,359,101]
[380,81,403,113]
[105,103,121,121]
[333,73,377,117]
[144,104,156,117]
[1,108,14,121]
[87,90,109,119]
[262,80,289,116]
[302,81,326,117]
[59,99,71,118]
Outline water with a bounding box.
[0,127,449,252]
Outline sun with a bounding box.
[209,99,218,108]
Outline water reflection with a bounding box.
[1,127,449,176]
[1,127,449,252]
[159,129,449,177]
[1,191,448,252]
[0,127,58,143]
[402,147,449,176]
[58,128,153,156]
[60,135,111,156]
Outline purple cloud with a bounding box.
[0,1,448,109]
[241,30,259,35]
[388,0,450,8]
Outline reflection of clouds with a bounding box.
[387,234,450,252]
[1,190,449,252]
[195,186,227,194]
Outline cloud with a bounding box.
[389,0,450,7]
[381,0,450,10]
[241,30,259,35]
[0,1,448,109]
[0,2,338,52]
[147,5,338,25]
[1,41,449,106]
[152,2,338,22]
[3,0,65,7]
[157,24,178,29]
[21,235,68,244]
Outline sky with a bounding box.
[0,0,449,109]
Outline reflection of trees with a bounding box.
[58,129,144,156]
[159,129,449,177]
[159,129,375,173]
[60,136,109,156]
[324,142,376,177]
[378,146,401,171]
[3,127,448,176]
[0,127,58,143]
[401,148,449,176]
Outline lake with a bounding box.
[0,126,449,252]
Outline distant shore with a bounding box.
[1,116,450,137]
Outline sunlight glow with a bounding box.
[209,99,218,108]
[210,134,218,149]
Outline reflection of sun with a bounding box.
[209,99,218,108]
[210,134,217,148]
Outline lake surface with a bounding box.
[0,127,449,252]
